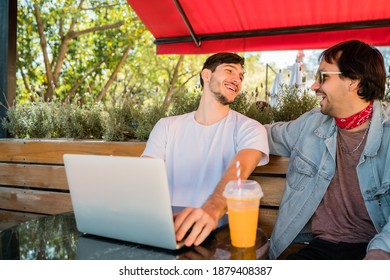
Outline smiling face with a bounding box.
[202,63,244,105]
[311,59,352,118]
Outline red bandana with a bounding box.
[335,100,373,129]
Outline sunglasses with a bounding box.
[315,71,343,84]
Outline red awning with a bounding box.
[127,0,390,54]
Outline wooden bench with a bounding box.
[0,139,287,237]
[250,155,288,237]
[0,140,146,231]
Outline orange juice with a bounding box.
[223,180,263,249]
[230,245,256,260]
[227,204,259,248]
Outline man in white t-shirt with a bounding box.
[142,53,269,247]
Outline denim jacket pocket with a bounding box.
[286,155,318,191]
[364,184,390,225]
[365,184,390,204]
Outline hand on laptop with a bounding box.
[173,207,218,247]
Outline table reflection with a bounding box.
[0,212,269,260]
[1,212,79,260]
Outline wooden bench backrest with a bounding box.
[0,140,287,234]
[0,140,145,230]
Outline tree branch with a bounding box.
[66,21,124,39]
[53,19,123,82]
[66,59,107,99]
[96,43,133,102]
[52,0,85,82]
[33,3,55,100]
[18,65,32,98]
[162,55,185,111]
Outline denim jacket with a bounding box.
[265,100,390,259]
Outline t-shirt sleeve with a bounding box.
[141,118,168,160]
[237,118,269,166]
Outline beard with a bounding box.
[319,96,333,116]
[214,92,233,105]
[209,77,235,105]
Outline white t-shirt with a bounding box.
[142,110,269,207]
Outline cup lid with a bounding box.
[223,180,263,199]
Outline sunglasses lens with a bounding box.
[316,72,322,84]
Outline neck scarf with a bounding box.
[335,100,373,129]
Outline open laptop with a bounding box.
[63,154,183,250]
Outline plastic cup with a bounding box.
[223,180,263,248]
[230,246,256,260]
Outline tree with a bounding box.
[17,0,142,102]
[17,0,208,110]
[19,2,281,112]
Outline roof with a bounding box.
[127,0,390,54]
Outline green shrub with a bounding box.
[230,93,252,115]
[1,85,320,141]
[134,105,166,141]
[169,89,201,116]
[57,102,105,139]
[2,98,105,139]
[84,103,105,139]
[103,100,137,141]
[2,100,59,138]
[245,103,275,125]
[272,85,319,122]
[385,76,390,103]
[2,101,30,138]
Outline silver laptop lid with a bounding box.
[63,154,178,250]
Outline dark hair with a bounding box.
[200,53,245,88]
[320,40,386,101]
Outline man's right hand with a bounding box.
[173,207,218,247]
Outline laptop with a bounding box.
[63,154,183,250]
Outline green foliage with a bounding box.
[11,0,323,142]
[272,85,319,122]
[16,1,205,106]
[17,0,144,101]
[13,0,390,139]
[169,88,201,116]
[2,102,30,138]
[134,106,166,141]
[2,99,60,138]
[384,76,390,103]
[2,98,105,139]
[2,85,320,141]
[228,85,318,125]
[56,102,105,139]
[103,100,138,141]
[230,93,252,115]
[245,103,275,125]
[18,1,272,117]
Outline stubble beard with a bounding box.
[209,78,234,106]
[319,100,333,116]
[215,92,233,105]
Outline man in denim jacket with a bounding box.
[266,40,390,260]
